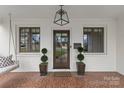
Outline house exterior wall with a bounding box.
[116,17,124,75]
[0,19,9,56]
[0,18,116,72]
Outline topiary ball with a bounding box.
[77,47,84,53]
[41,48,47,54]
[77,54,84,61]
[41,55,48,62]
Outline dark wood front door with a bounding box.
[53,30,70,69]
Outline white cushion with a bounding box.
[0,62,19,74]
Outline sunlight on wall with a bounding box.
[0,17,3,24]
[0,18,9,56]
[0,18,4,31]
[0,25,4,32]
[0,21,5,32]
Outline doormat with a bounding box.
[54,72,71,77]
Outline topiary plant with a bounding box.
[77,47,84,62]
[41,48,48,64]
[76,47,86,75]
[41,48,47,54]
[78,47,84,53]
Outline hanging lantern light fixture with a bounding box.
[54,5,69,26]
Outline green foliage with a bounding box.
[77,47,84,62]
[41,48,48,63]
[55,48,65,57]
[77,54,84,61]
[77,47,84,53]
[41,55,48,62]
[41,48,47,54]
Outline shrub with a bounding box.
[41,48,48,64]
[77,47,84,62]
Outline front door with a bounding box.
[53,30,70,69]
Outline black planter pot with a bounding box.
[39,63,48,76]
[76,62,85,75]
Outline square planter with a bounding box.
[76,62,85,75]
[39,63,48,76]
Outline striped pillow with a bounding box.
[0,55,14,68]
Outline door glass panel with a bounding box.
[54,31,69,69]
[55,33,62,63]
[61,33,68,64]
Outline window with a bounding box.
[83,27,104,53]
[19,27,40,53]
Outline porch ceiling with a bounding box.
[0,5,124,19]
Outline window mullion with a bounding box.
[30,28,32,52]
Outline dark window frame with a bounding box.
[83,27,105,53]
[19,27,40,53]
